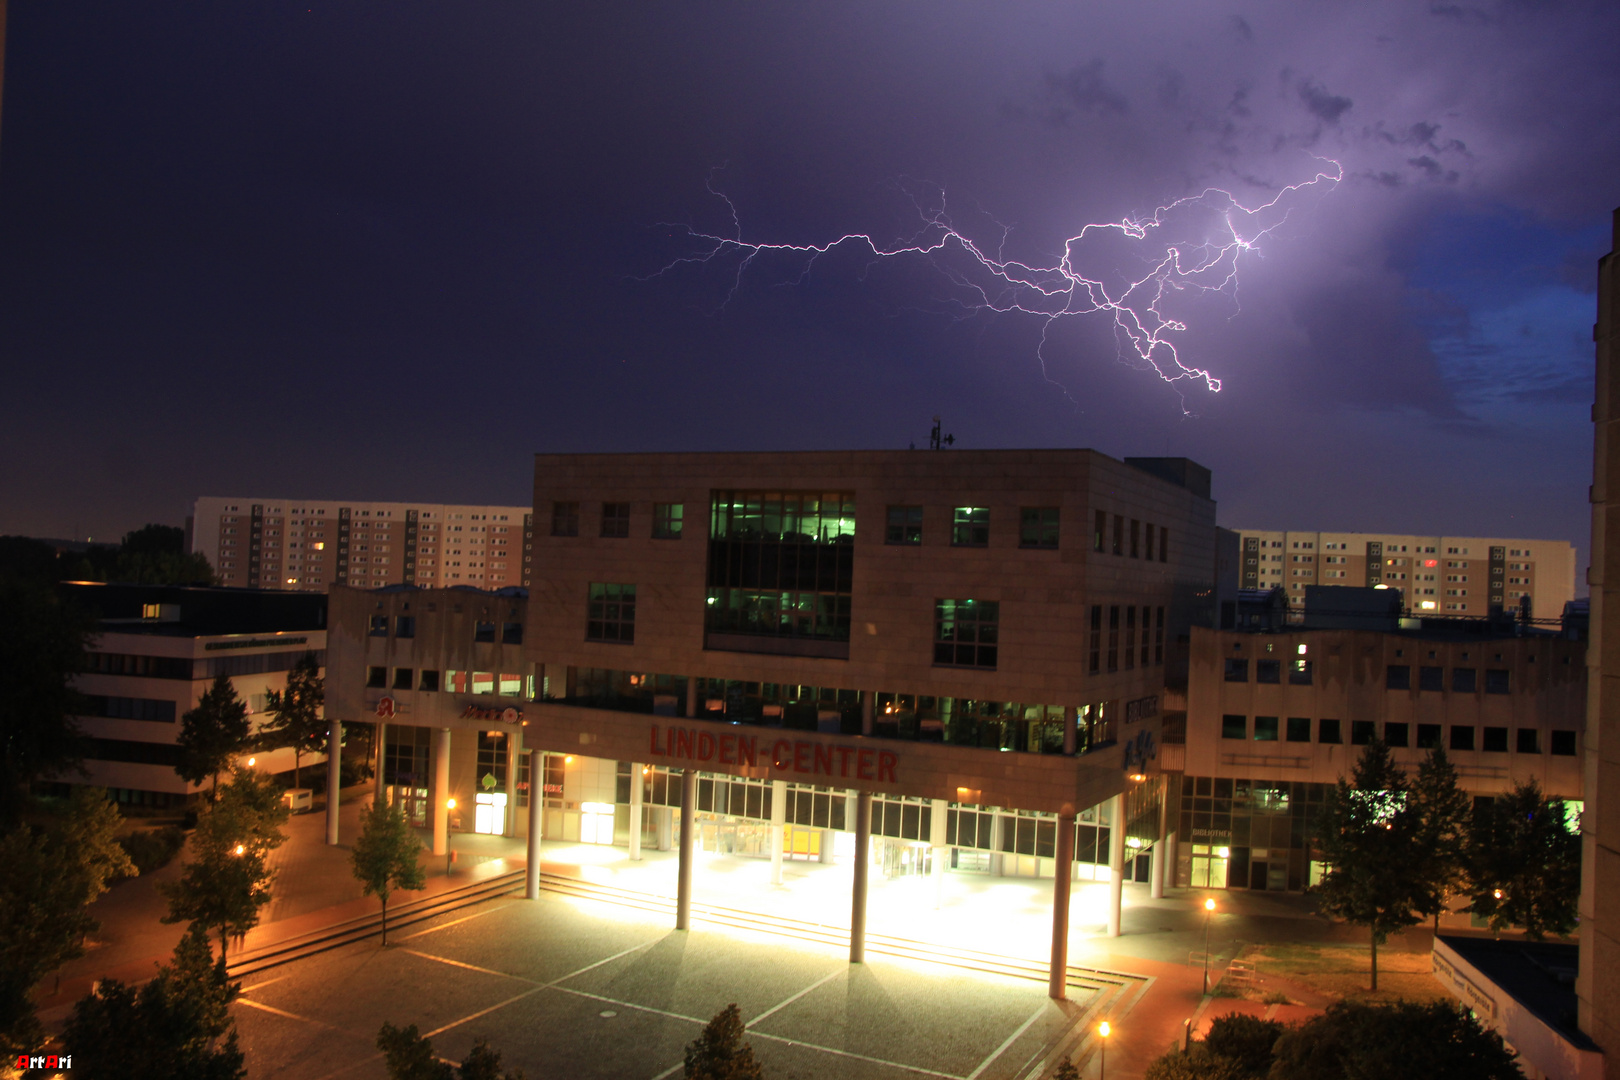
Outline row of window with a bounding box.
[366,614,523,645]
[1223,659,1514,694]
[85,650,324,681]
[78,695,177,723]
[1088,605,1167,673]
[551,501,685,540]
[886,505,1063,549]
[366,667,527,695]
[1223,657,1314,685]
[1218,714,1576,754]
[1092,511,1171,562]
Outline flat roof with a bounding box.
[61,582,327,637]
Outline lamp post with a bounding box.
[1202,898,1216,994]
[446,797,457,876]
[1098,1020,1111,1080]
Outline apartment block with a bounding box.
[191,497,533,592]
[1235,529,1576,619]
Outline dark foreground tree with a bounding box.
[0,576,93,823]
[1269,1000,1522,1079]
[351,796,427,945]
[1410,747,1472,932]
[1141,1014,1281,1080]
[259,652,326,790]
[685,1004,763,1080]
[62,923,244,1080]
[176,674,252,802]
[1468,779,1581,939]
[376,1023,524,1080]
[1310,738,1426,990]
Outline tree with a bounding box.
[1268,1000,1522,1079]
[176,674,252,802]
[684,1004,763,1080]
[0,576,93,823]
[161,769,289,959]
[259,652,326,790]
[0,789,135,1057]
[1410,747,1472,932]
[111,524,216,586]
[351,796,427,945]
[61,923,245,1080]
[376,1024,524,1080]
[1140,1015,1281,1080]
[1468,779,1581,939]
[1310,738,1427,990]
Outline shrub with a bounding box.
[117,827,186,877]
[1203,1014,1284,1076]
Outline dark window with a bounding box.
[886,506,923,545]
[1286,717,1312,743]
[1107,606,1119,672]
[551,501,579,537]
[1020,507,1059,549]
[502,622,523,645]
[601,502,630,538]
[80,696,177,723]
[1516,728,1540,754]
[419,669,441,692]
[1112,514,1124,556]
[1254,716,1279,742]
[1222,715,1247,740]
[1130,519,1141,558]
[1140,606,1152,667]
[1450,725,1474,751]
[392,668,413,690]
[1088,605,1102,674]
[1551,730,1577,756]
[1385,722,1409,747]
[1159,526,1169,563]
[474,621,496,643]
[1290,659,1313,685]
[952,507,989,547]
[1351,720,1376,745]
[369,615,388,637]
[1145,523,1156,561]
[705,491,855,645]
[1124,606,1136,671]
[1257,659,1280,684]
[85,738,183,768]
[934,599,998,668]
[1482,726,1509,753]
[587,583,636,643]
[395,615,416,639]
[653,503,683,539]
[366,666,387,688]
[1452,668,1477,693]
[1419,666,1444,692]
[1417,724,1442,749]
[1485,669,1511,694]
[1093,510,1106,553]
[1386,665,1411,690]
[1319,719,1342,744]
[1224,658,1249,682]
[1154,606,1165,665]
[85,652,194,680]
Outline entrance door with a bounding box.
[1250,860,1269,891]
[1190,845,1228,888]
[387,783,430,828]
[475,792,508,835]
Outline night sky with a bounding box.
[1,3,1615,578]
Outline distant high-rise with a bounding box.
[190,497,533,592]
[1232,529,1576,619]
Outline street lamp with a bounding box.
[1203,898,1217,994]
[1098,1021,1111,1080]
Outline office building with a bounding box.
[1234,529,1576,619]
[189,497,532,592]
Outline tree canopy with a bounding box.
[376,1024,524,1080]
[176,674,252,800]
[0,575,92,822]
[684,1004,763,1080]
[1269,1000,1522,1079]
[351,796,426,945]
[1410,747,1472,930]
[258,652,325,790]
[1468,779,1581,939]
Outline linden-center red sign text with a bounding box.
[649,724,898,782]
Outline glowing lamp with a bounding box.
[1204,898,1216,912]
[447,798,457,810]
[247,757,256,767]
[1098,1021,1111,1038]
[234,844,245,856]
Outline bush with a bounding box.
[1203,1014,1284,1076]
[1270,1000,1523,1080]
[1143,1049,1246,1080]
[116,827,186,878]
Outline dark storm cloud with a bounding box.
[1297,78,1353,124]
[1038,59,1130,124]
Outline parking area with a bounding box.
[233,888,1094,1080]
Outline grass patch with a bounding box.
[1243,943,1451,1005]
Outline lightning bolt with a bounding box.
[654,158,1342,405]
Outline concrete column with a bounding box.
[526,750,543,900]
[1063,706,1078,756]
[1107,793,1125,937]
[686,677,699,719]
[657,805,673,851]
[432,728,452,857]
[861,692,874,736]
[676,768,696,930]
[770,779,787,885]
[325,713,342,845]
[930,798,948,910]
[504,728,522,838]
[1163,829,1179,892]
[1049,811,1077,999]
[374,720,388,806]
[851,790,873,963]
[818,830,835,863]
[1150,784,1169,900]
[629,762,644,861]
[990,810,1006,877]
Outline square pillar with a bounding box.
[325,713,343,845]
[770,779,787,885]
[930,798,948,909]
[526,749,543,900]
[432,728,452,857]
[686,677,699,719]
[374,720,388,807]
[1063,706,1078,756]
[861,692,874,736]
[1107,793,1125,937]
[629,762,645,860]
[504,728,522,838]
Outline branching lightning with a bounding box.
[654,159,1342,404]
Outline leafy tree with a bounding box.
[1268,1000,1522,1079]
[259,652,326,790]
[351,796,427,945]
[1410,747,1472,932]
[1310,738,1427,990]
[176,674,252,802]
[1203,1014,1284,1076]
[0,789,136,1056]
[1052,1059,1080,1080]
[685,1004,763,1080]
[1142,1051,1245,1080]
[1468,779,1581,939]
[111,524,216,586]
[61,923,245,1080]
[0,576,93,822]
[376,1024,524,1080]
[161,769,289,959]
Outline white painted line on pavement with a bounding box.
[965,1002,1050,1080]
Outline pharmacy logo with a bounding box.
[14,1055,71,1070]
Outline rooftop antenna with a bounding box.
[929,416,955,451]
